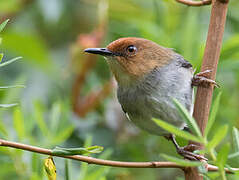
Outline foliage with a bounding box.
[0,0,239,180]
[154,94,239,180]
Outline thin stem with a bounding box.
[175,0,211,6]
[209,149,217,161]
[0,138,238,173]
[221,170,227,180]
[178,0,230,178]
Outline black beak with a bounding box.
[84,48,114,56]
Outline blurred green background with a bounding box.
[0,0,239,179]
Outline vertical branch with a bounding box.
[185,0,229,179]
[193,0,229,135]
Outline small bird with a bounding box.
[84,37,215,161]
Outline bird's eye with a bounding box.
[126,45,137,54]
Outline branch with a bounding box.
[175,0,211,6]
[0,139,238,173]
[186,0,230,179]
[71,22,112,117]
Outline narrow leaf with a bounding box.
[232,127,239,153]
[172,98,202,138]
[0,53,3,62]
[0,85,25,90]
[161,154,202,167]
[44,156,56,180]
[0,121,8,138]
[49,102,61,132]
[13,108,26,140]
[34,101,49,136]
[65,160,69,180]
[0,56,22,67]
[153,118,204,143]
[216,143,230,171]
[52,146,104,156]
[51,126,74,145]
[205,92,222,137]
[0,103,18,108]
[206,125,228,151]
[228,152,239,159]
[0,19,9,33]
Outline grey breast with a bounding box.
[117,58,194,135]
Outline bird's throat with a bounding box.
[107,59,139,87]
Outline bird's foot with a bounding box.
[165,134,207,161]
[192,70,219,88]
[176,144,208,161]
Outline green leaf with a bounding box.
[206,172,220,180]
[52,146,104,156]
[172,98,202,138]
[0,19,9,33]
[0,56,21,67]
[65,160,69,180]
[0,85,25,90]
[49,102,61,133]
[153,118,204,143]
[0,103,18,108]
[51,126,74,145]
[0,53,3,62]
[206,125,228,151]
[34,101,49,137]
[205,92,222,137]
[84,135,93,147]
[228,152,239,159]
[31,153,42,177]
[161,154,202,167]
[0,121,8,138]
[1,32,53,71]
[13,108,26,140]
[216,143,230,171]
[232,127,239,153]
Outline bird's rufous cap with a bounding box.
[85,37,176,78]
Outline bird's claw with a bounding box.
[192,70,220,88]
[165,134,207,161]
[177,145,208,161]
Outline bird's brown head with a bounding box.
[84,37,176,86]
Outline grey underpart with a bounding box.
[117,56,194,136]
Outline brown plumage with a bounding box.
[106,38,175,79]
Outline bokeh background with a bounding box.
[0,0,239,179]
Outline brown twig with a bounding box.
[175,0,211,6]
[184,0,229,179]
[0,138,238,173]
[71,16,112,117]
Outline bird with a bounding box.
[84,37,215,161]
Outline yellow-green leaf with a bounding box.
[205,92,222,137]
[172,98,202,138]
[161,154,202,167]
[44,156,56,180]
[13,108,26,140]
[0,56,22,67]
[0,19,9,33]
[52,146,104,156]
[206,125,228,151]
[153,118,204,143]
